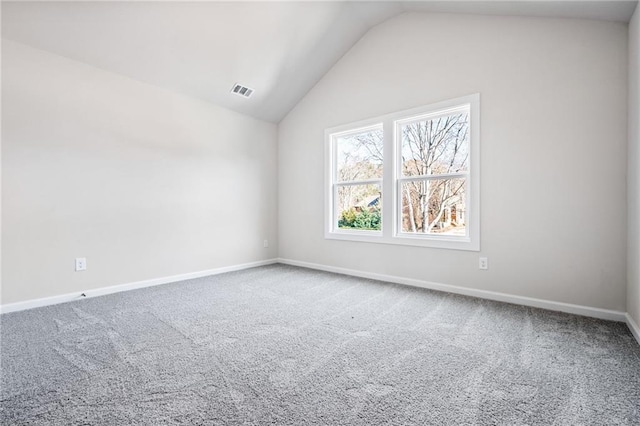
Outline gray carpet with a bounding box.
[1,264,639,425]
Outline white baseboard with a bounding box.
[277,258,627,323]
[3,256,635,341]
[626,313,640,346]
[0,259,278,314]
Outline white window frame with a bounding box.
[325,122,385,242]
[325,94,480,251]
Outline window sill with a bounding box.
[325,232,479,251]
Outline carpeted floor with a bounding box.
[1,264,639,425]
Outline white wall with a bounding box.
[628,6,640,325]
[1,40,278,305]
[278,13,628,311]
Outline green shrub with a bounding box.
[338,208,381,230]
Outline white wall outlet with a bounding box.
[263,240,269,248]
[75,257,87,272]
[479,257,488,270]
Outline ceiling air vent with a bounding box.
[231,83,254,98]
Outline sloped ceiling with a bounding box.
[2,1,637,123]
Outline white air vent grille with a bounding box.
[231,83,254,98]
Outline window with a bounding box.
[330,125,384,234]
[325,94,479,251]
[397,106,469,237]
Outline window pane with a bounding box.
[336,184,382,231]
[400,178,466,236]
[336,128,383,182]
[400,111,469,177]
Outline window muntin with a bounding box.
[325,94,479,251]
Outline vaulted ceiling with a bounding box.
[2,1,638,123]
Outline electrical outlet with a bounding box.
[75,257,87,272]
[479,257,488,270]
[263,240,269,248]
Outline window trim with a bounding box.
[324,94,480,251]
